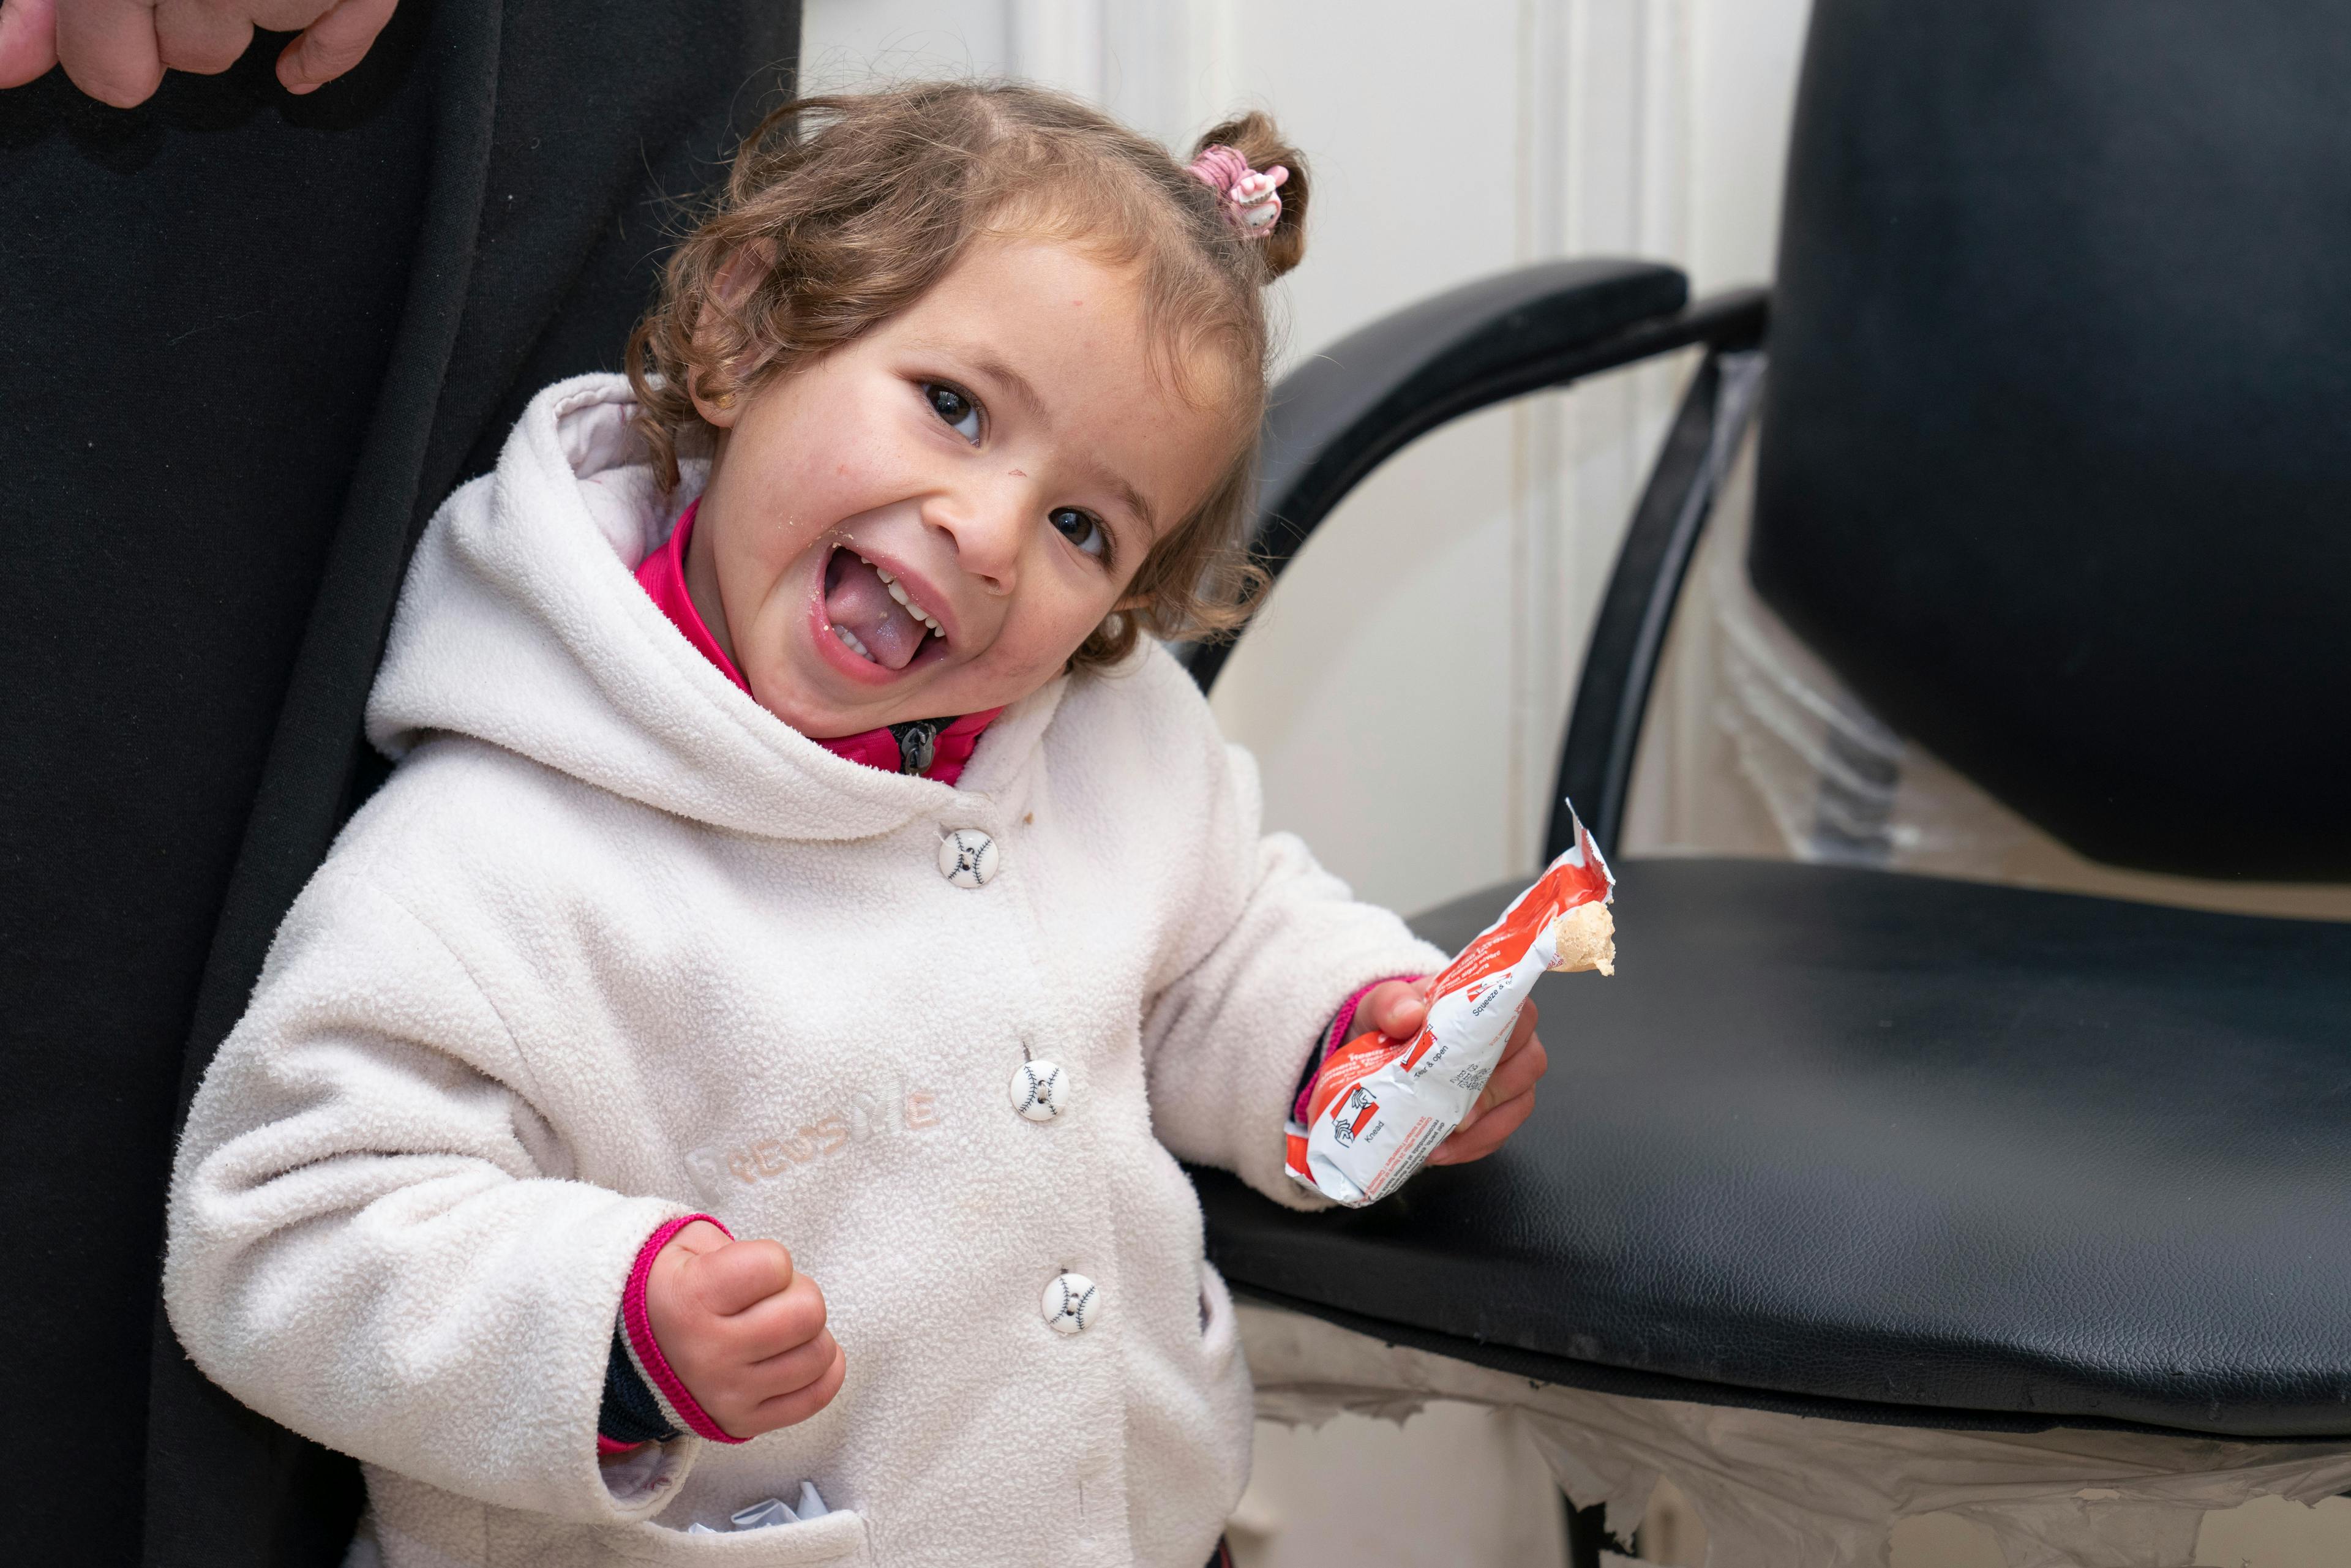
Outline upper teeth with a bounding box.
[872,564,943,637]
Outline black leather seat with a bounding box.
[1200,860,2351,1437]
[1189,0,2351,1445]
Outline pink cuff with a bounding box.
[620,1214,748,1445]
[1292,975,1425,1125]
[596,1433,645,1457]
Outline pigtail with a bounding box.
[1191,112,1310,280]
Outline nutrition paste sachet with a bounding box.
[1286,804,1616,1207]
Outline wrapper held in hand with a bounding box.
[1287,805,1616,1206]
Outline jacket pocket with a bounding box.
[1198,1256,1240,1378]
[594,1506,872,1567]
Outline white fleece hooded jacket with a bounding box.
[164,375,1445,1568]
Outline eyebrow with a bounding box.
[1111,476,1159,536]
[970,353,1048,426]
[967,352,1159,536]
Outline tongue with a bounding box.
[824,550,929,671]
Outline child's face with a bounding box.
[688,236,1236,738]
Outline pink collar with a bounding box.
[635,501,1000,786]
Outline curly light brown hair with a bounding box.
[626,81,1310,670]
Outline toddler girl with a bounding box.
[165,82,1547,1568]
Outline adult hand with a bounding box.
[643,1219,847,1441]
[0,0,399,105]
[1343,978,1548,1168]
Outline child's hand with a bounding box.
[1428,996,1545,1165]
[1346,979,1549,1168]
[645,1220,846,1439]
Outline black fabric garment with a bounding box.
[599,1325,682,1449]
[0,6,800,1564]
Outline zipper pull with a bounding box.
[892,719,940,776]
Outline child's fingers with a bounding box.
[668,1218,731,1256]
[689,1236,798,1317]
[1493,1000,1540,1063]
[1360,978,1430,1041]
[718,1270,829,1361]
[1428,1024,1548,1166]
[1447,1029,1548,1138]
[743,1337,849,1433]
[744,1326,842,1398]
[1428,1084,1537,1166]
[1480,1032,1548,1109]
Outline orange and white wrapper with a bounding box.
[1286,805,1616,1207]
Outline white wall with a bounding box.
[805,0,1810,917]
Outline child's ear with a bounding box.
[691,242,773,429]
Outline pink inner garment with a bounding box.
[636,501,999,784]
[620,1213,743,1446]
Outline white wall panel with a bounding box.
[799,0,1008,81]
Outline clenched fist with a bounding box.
[0,0,400,105]
[645,1220,846,1440]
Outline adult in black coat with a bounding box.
[0,4,801,1562]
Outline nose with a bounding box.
[926,471,1033,595]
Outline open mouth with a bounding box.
[822,546,946,672]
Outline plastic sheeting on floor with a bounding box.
[1239,1304,2351,1568]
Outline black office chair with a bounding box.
[1185,0,2351,1521]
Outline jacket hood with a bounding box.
[367,375,1065,841]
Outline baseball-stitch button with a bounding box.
[1009,1057,1070,1122]
[1043,1272,1099,1335]
[937,828,997,888]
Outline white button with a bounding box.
[1009,1058,1070,1122]
[1043,1272,1099,1335]
[938,828,997,888]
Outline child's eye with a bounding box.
[1051,507,1109,560]
[923,381,983,443]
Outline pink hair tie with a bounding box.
[1189,144,1289,238]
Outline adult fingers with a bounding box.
[151,0,252,75]
[743,1337,847,1433]
[686,1236,797,1318]
[0,0,59,89]
[55,0,163,107]
[276,0,394,94]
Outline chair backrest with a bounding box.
[1750,0,2351,880]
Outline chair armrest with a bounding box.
[1184,258,1757,691]
[1551,332,1768,859]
